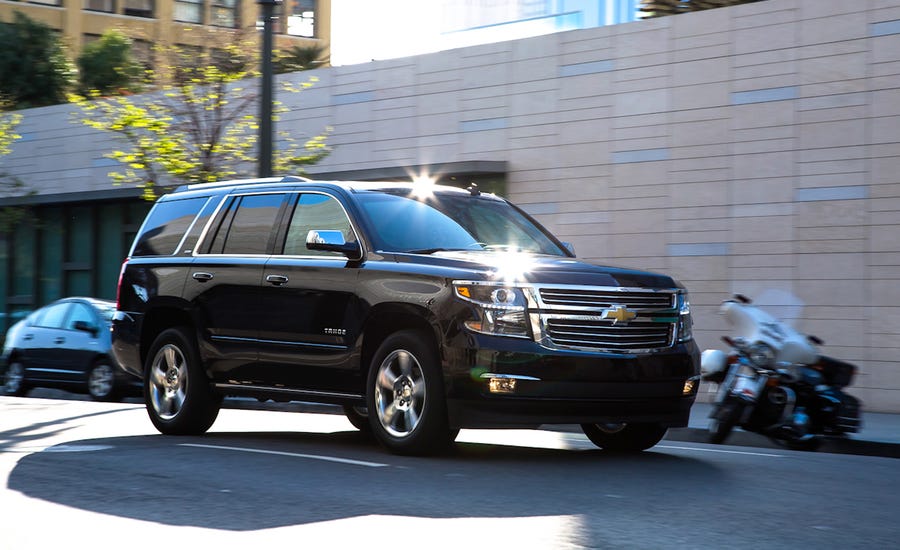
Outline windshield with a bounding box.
[355,190,567,256]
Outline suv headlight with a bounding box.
[677,292,693,343]
[453,282,531,339]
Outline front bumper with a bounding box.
[442,332,700,429]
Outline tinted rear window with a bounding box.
[132,197,209,256]
[206,193,287,255]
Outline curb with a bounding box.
[663,427,900,459]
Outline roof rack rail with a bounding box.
[174,175,312,193]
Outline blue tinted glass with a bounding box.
[133,197,208,256]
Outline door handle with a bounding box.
[192,272,214,282]
[54,337,66,345]
[23,334,33,341]
[266,274,289,286]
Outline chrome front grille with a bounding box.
[534,286,679,352]
[545,319,672,351]
[539,288,674,310]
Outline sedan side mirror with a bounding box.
[306,230,362,260]
[73,320,99,337]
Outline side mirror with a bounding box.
[306,230,362,260]
[73,320,99,337]
[561,241,576,256]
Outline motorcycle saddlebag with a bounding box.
[816,387,862,434]
[817,356,856,388]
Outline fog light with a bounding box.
[489,377,517,394]
[683,379,696,395]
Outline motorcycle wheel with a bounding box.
[708,399,743,444]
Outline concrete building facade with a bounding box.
[0,0,330,59]
[2,0,899,411]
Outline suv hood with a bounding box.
[394,251,680,290]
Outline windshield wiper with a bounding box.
[404,247,476,254]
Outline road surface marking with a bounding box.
[179,443,389,467]
[658,444,784,458]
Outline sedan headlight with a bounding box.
[677,292,693,343]
[453,282,531,338]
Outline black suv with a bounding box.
[112,177,699,454]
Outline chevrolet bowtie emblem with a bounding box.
[602,305,637,325]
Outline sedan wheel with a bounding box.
[88,362,118,402]
[3,361,28,396]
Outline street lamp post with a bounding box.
[257,0,281,178]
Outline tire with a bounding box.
[87,360,120,402]
[581,422,668,452]
[144,327,221,435]
[343,405,371,432]
[708,399,743,444]
[366,330,455,455]
[3,361,29,397]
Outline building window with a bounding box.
[84,0,116,12]
[26,0,63,6]
[124,0,155,18]
[211,0,240,28]
[174,0,204,24]
[287,0,316,37]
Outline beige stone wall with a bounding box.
[4,0,899,411]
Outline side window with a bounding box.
[66,303,97,331]
[208,193,287,255]
[33,303,71,329]
[282,193,355,256]
[132,197,209,256]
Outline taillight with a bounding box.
[115,259,129,309]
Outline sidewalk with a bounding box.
[664,402,900,458]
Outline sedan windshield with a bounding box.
[355,190,567,256]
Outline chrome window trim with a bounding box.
[279,190,364,262]
[174,195,215,255]
[192,190,364,261]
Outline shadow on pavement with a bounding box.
[7,429,726,531]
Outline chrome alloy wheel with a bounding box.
[88,363,115,398]
[149,344,187,420]
[374,349,426,438]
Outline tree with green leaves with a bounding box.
[77,29,144,96]
[639,0,764,18]
[0,109,20,159]
[274,44,328,74]
[0,103,29,235]
[0,11,76,109]
[70,30,331,200]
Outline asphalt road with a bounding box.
[2,396,898,549]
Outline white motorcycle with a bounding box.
[700,295,861,450]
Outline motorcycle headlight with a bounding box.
[453,282,531,339]
[676,292,693,343]
[748,342,776,368]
